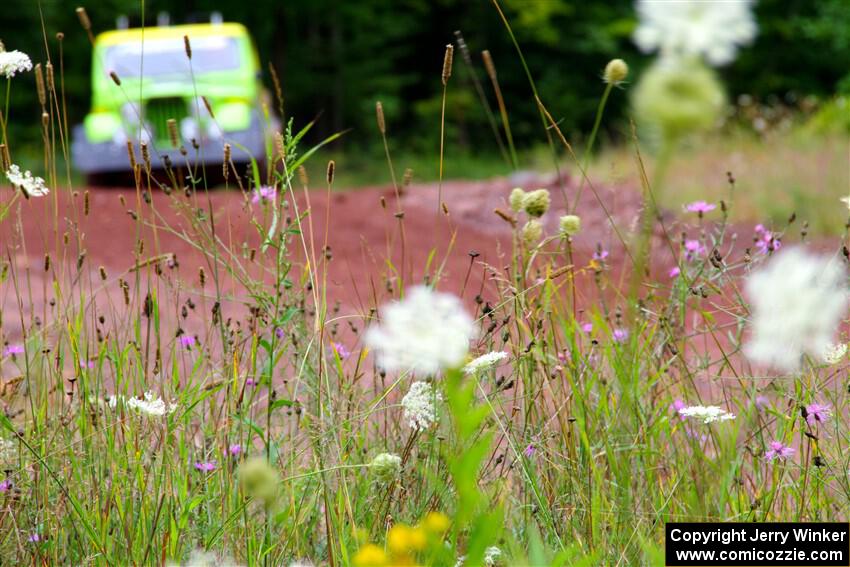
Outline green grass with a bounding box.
[588,127,850,236]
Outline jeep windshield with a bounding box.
[104,36,241,78]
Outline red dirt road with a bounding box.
[1,171,651,342]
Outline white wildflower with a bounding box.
[456,546,505,567]
[0,49,33,79]
[365,286,475,376]
[401,381,441,430]
[823,343,848,365]
[287,562,314,567]
[6,164,49,197]
[167,549,242,567]
[744,247,848,372]
[678,405,736,424]
[0,437,15,463]
[126,391,175,417]
[463,351,509,375]
[633,0,757,66]
[483,546,504,566]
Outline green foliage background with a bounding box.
[2,0,850,155]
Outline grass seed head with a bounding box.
[75,7,91,31]
[375,101,386,134]
[34,63,45,107]
[441,44,453,86]
[166,118,179,148]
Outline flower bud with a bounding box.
[508,187,526,212]
[522,219,543,246]
[238,457,281,508]
[633,59,725,140]
[370,452,401,482]
[559,214,581,236]
[603,59,629,85]
[523,188,550,218]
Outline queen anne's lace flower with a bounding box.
[365,286,475,375]
[463,351,508,375]
[0,49,33,79]
[744,247,848,372]
[401,381,441,429]
[0,437,15,464]
[6,165,49,197]
[483,546,504,566]
[822,343,848,365]
[678,405,736,424]
[633,0,757,66]
[126,391,175,417]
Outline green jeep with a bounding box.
[72,21,272,177]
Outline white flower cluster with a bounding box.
[0,437,15,463]
[123,391,175,417]
[365,286,475,376]
[822,343,848,365]
[483,546,503,566]
[401,381,441,430]
[166,548,243,567]
[678,405,736,424]
[463,351,508,375]
[6,165,49,197]
[744,247,848,372]
[0,49,33,79]
[634,0,757,66]
[457,546,504,567]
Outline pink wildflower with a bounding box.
[194,461,217,472]
[805,403,831,426]
[252,185,276,204]
[685,201,716,214]
[764,441,794,461]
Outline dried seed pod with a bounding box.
[183,35,192,60]
[109,71,121,86]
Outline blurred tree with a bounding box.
[1,0,848,159]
